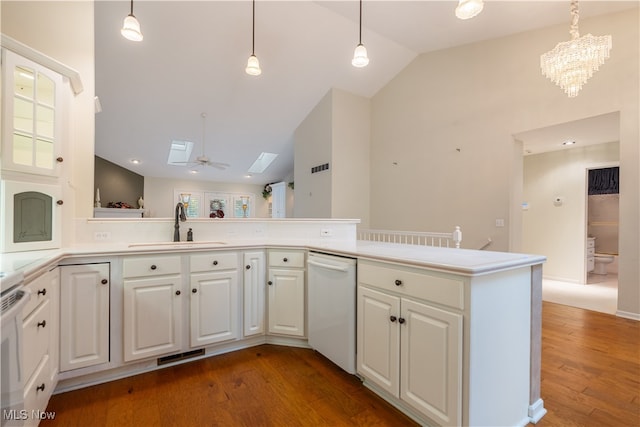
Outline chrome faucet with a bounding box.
[174,202,187,242]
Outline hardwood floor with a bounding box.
[42,344,417,426]
[42,302,639,427]
[534,302,640,426]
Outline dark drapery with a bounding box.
[588,167,619,195]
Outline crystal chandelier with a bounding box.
[540,0,611,98]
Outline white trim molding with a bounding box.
[1,33,84,95]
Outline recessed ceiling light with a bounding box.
[562,140,576,146]
[130,159,140,164]
[189,169,198,174]
[245,174,253,178]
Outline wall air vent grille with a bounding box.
[311,163,330,174]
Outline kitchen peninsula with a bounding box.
[2,218,546,427]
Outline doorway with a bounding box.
[515,112,620,314]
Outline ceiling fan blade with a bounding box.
[209,162,230,170]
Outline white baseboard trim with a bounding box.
[528,398,547,424]
[616,310,640,321]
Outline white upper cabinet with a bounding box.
[2,49,66,177]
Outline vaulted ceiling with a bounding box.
[95,1,636,185]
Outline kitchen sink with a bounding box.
[128,241,228,248]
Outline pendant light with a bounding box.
[352,0,369,68]
[455,0,484,20]
[246,0,262,76]
[121,0,143,41]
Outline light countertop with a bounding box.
[1,239,545,283]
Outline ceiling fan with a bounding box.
[176,113,230,170]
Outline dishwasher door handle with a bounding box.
[308,259,350,272]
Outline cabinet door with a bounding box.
[267,268,305,337]
[400,298,462,426]
[357,286,400,397]
[190,270,238,347]
[243,251,265,337]
[123,275,182,361]
[1,50,65,176]
[60,264,110,371]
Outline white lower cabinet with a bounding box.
[357,261,463,426]
[243,251,266,337]
[123,255,182,362]
[22,266,59,426]
[267,249,305,337]
[60,263,110,371]
[190,270,238,346]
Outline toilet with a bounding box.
[593,253,614,275]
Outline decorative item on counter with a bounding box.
[242,196,249,218]
[95,188,101,207]
[187,228,193,241]
[107,201,134,209]
[262,183,272,199]
[209,199,226,218]
[137,196,144,208]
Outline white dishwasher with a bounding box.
[307,252,357,374]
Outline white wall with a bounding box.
[2,1,95,220]
[523,142,619,283]
[144,177,269,218]
[369,10,639,316]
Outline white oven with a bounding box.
[1,271,29,426]
[1,180,62,253]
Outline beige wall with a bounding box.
[294,90,333,218]
[294,88,370,225]
[523,142,619,283]
[2,1,95,220]
[369,10,639,316]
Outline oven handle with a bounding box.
[307,259,350,273]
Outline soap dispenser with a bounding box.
[187,228,193,242]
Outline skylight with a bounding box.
[248,152,278,174]
[167,140,194,166]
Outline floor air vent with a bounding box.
[157,349,205,366]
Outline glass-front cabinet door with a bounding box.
[2,49,65,176]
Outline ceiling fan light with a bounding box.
[352,44,369,68]
[455,0,484,20]
[121,14,143,41]
[246,54,262,76]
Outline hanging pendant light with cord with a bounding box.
[455,0,484,20]
[121,0,143,41]
[246,0,262,76]
[352,0,369,68]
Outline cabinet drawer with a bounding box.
[23,273,52,317]
[268,250,305,268]
[358,261,464,310]
[587,239,595,248]
[191,252,238,272]
[587,247,595,256]
[23,299,51,382]
[23,355,53,427]
[123,255,181,278]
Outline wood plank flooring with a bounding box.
[42,302,639,426]
[533,302,640,426]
